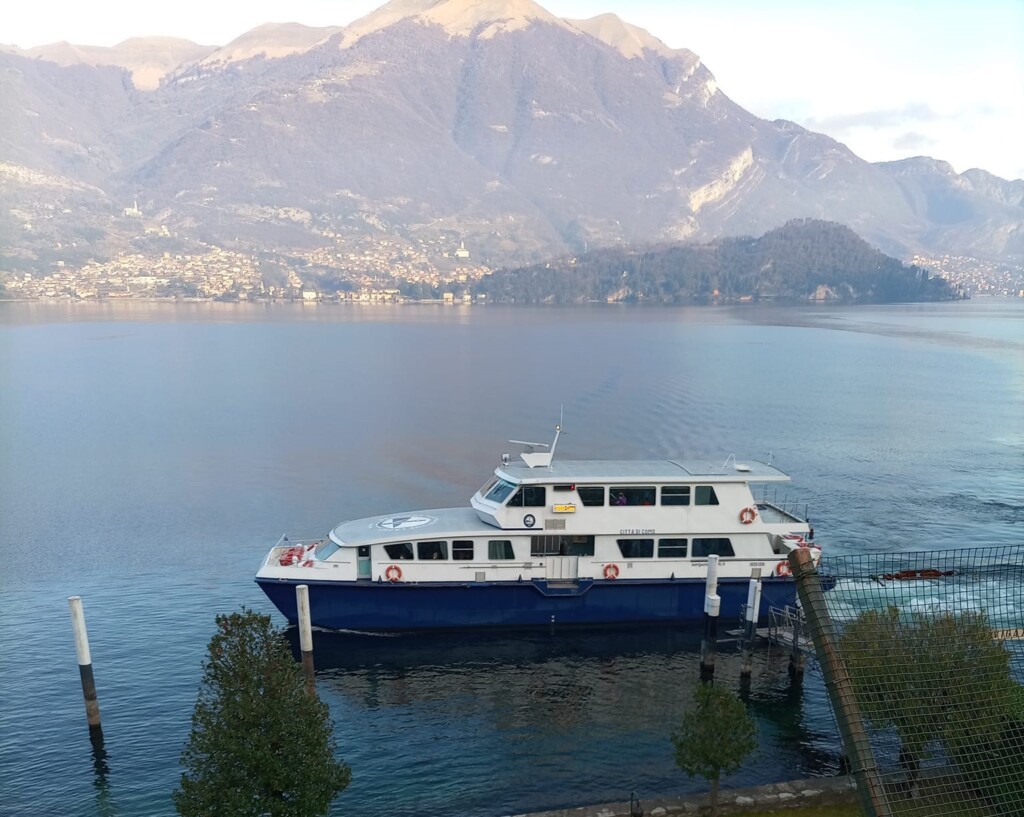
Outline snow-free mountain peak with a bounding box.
[341,0,572,47]
[568,13,678,60]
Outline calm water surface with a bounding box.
[1,300,1021,817]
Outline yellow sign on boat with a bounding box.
[552,503,577,513]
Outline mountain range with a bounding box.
[2,0,1023,275]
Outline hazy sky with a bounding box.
[7,0,1023,180]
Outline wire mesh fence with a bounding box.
[793,545,1024,817]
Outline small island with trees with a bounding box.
[474,219,954,305]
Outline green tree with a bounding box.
[174,609,351,817]
[839,607,1024,806]
[671,683,757,816]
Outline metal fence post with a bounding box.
[789,548,891,817]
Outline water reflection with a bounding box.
[89,729,117,817]
[287,625,843,815]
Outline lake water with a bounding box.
[1,300,1021,817]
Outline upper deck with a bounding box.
[495,458,792,484]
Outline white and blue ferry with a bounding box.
[255,426,821,631]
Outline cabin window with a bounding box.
[531,535,564,556]
[553,484,575,492]
[661,486,691,506]
[568,535,595,556]
[314,539,341,559]
[577,486,605,506]
[508,485,546,507]
[617,538,654,558]
[485,479,517,503]
[384,542,414,560]
[695,486,719,506]
[658,538,688,557]
[692,538,734,557]
[488,540,515,560]
[417,540,448,560]
[610,487,656,507]
[452,540,474,560]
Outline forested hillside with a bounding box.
[474,219,954,304]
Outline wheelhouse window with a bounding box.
[507,485,546,507]
[661,486,691,506]
[452,540,474,561]
[577,486,605,507]
[617,538,654,558]
[417,540,448,560]
[485,478,517,504]
[610,487,656,506]
[488,540,515,560]
[658,538,688,557]
[314,539,341,559]
[695,486,719,506]
[384,542,413,560]
[692,538,734,557]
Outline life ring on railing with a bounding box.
[385,564,403,583]
[776,560,792,577]
[603,563,620,580]
[739,506,758,525]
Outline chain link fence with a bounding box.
[792,546,1024,817]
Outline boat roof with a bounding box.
[331,507,503,547]
[496,459,792,484]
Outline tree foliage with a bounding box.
[474,219,953,305]
[839,607,1024,809]
[174,609,351,817]
[671,683,757,816]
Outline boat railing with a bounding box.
[767,604,806,648]
[272,535,324,552]
[753,486,809,523]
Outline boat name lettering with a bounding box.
[619,528,654,535]
[552,503,577,513]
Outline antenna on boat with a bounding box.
[722,453,751,472]
[511,412,562,468]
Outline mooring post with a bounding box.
[296,584,316,694]
[740,567,762,678]
[700,555,720,680]
[68,596,102,736]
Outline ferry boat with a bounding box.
[255,426,822,631]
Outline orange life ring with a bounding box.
[739,506,758,525]
[776,560,792,577]
[385,564,403,583]
[603,563,620,580]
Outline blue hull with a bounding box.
[256,577,800,631]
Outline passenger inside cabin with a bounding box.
[614,491,628,505]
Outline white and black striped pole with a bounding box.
[699,555,720,680]
[68,596,102,735]
[740,567,763,678]
[296,585,316,694]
